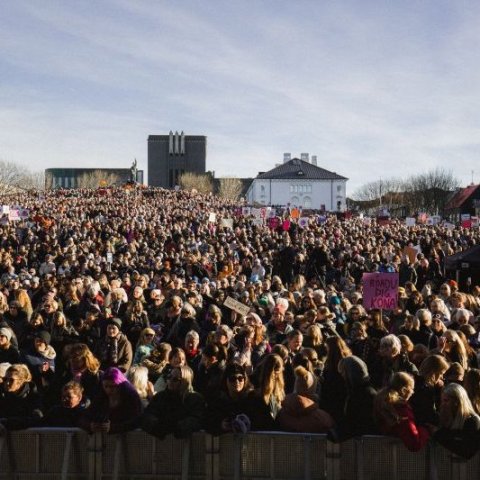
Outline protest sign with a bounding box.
[461,214,471,228]
[403,246,418,264]
[298,217,309,228]
[290,208,300,219]
[224,296,251,316]
[8,209,20,221]
[268,217,280,229]
[252,218,264,227]
[362,272,399,310]
[282,220,291,231]
[221,218,233,229]
[1,206,10,215]
[208,212,216,223]
[242,207,251,216]
[405,217,416,227]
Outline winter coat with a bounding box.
[379,402,430,452]
[0,381,43,430]
[278,394,334,433]
[95,333,133,372]
[80,383,142,434]
[0,345,20,364]
[43,399,90,428]
[410,377,441,426]
[205,390,251,435]
[433,415,480,459]
[141,388,205,438]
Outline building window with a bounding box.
[260,185,265,193]
[337,185,342,193]
[303,196,312,208]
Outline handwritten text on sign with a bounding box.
[362,272,399,310]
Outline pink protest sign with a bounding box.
[362,272,399,310]
[268,217,280,229]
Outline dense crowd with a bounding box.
[0,186,480,459]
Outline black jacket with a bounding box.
[0,381,43,430]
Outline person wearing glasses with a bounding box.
[141,365,205,439]
[0,364,43,433]
[205,363,253,435]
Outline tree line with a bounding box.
[350,168,460,215]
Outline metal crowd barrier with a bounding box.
[0,429,479,480]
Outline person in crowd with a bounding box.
[50,342,102,406]
[193,343,225,401]
[141,365,205,438]
[370,334,418,389]
[21,330,56,393]
[95,318,132,372]
[320,336,351,422]
[43,381,89,427]
[80,367,142,434]
[142,342,172,383]
[132,327,156,366]
[374,372,430,452]
[153,347,187,392]
[0,327,20,364]
[278,364,334,433]
[0,363,43,431]
[244,353,285,431]
[433,383,480,458]
[205,363,253,435]
[336,355,377,438]
[410,354,449,426]
[463,368,480,415]
[127,365,155,407]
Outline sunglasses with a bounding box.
[228,375,245,382]
[145,334,155,338]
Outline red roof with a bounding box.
[445,185,479,210]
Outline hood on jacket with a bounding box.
[339,355,370,390]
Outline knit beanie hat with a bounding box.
[0,327,12,342]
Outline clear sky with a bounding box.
[1,0,479,193]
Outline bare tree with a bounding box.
[179,172,213,195]
[0,159,23,194]
[353,168,459,216]
[404,168,459,214]
[76,171,120,189]
[218,177,243,201]
[21,170,45,191]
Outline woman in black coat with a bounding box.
[205,363,253,435]
[336,355,377,439]
[410,354,449,426]
[433,383,480,459]
[0,364,43,431]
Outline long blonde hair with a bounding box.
[374,372,414,427]
[258,354,285,405]
[439,383,480,429]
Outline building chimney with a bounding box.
[169,131,174,154]
[311,155,317,166]
[301,153,309,163]
[180,131,185,155]
[283,153,291,163]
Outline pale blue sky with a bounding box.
[1,0,479,192]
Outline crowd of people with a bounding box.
[0,186,480,459]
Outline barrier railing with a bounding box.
[0,429,479,480]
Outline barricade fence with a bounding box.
[0,429,479,480]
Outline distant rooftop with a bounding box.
[256,158,347,181]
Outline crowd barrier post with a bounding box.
[302,435,312,480]
[205,434,220,480]
[326,436,341,479]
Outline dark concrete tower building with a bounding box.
[148,131,207,187]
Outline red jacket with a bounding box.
[381,402,430,452]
